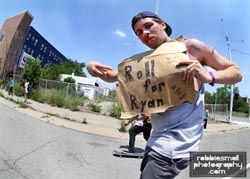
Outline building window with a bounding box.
[27,47,31,53]
[0,35,4,42]
[0,31,6,43]
[27,33,31,40]
[34,39,38,46]
[40,44,44,50]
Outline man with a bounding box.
[8,76,14,95]
[124,114,152,153]
[204,106,209,129]
[87,11,242,179]
[24,79,29,103]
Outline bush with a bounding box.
[14,83,24,97]
[110,101,122,118]
[29,88,85,111]
[0,79,4,88]
[88,103,102,113]
[17,101,29,108]
[118,121,127,133]
[63,77,75,83]
[64,97,84,111]
[32,88,46,103]
[50,91,65,107]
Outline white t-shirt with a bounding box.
[24,82,29,93]
[147,90,204,159]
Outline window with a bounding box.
[0,35,4,42]
[27,47,31,53]
[27,33,31,40]
[0,31,6,43]
[34,39,38,46]
[40,44,44,50]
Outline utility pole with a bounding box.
[248,97,250,123]
[221,18,234,122]
[155,0,159,15]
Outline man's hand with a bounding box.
[176,60,212,84]
[87,61,112,77]
[124,122,129,127]
[87,61,118,82]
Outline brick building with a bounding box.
[0,11,67,79]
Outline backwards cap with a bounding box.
[131,11,172,36]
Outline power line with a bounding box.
[231,49,250,56]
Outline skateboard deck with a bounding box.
[113,150,144,158]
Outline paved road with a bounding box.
[1,101,250,179]
[177,129,250,179]
[0,102,145,179]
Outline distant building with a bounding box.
[0,11,67,79]
[60,74,108,100]
[103,87,110,97]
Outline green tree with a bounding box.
[40,59,86,80]
[63,77,75,83]
[233,98,248,112]
[205,86,247,113]
[62,59,86,77]
[21,58,41,89]
[40,64,57,80]
[205,91,214,104]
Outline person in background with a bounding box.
[8,76,14,95]
[23,79,29,103]
[124,114,152,153]
[86,11,242,179]
[203,106,209,129]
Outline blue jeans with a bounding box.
[140,146,190,179]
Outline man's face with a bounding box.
[134,17,167,49]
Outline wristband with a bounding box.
[209,71,215,86]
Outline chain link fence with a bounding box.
[205,103,229,121]
[39,78,77,99]
[11,74,81,99]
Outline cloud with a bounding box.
[113,29,126,38]
[243,71,250,76]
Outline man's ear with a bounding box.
[161,21,166,30]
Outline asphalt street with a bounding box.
[1,96,250,179]
[0,102,145,179]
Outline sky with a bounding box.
[1,0,250,97]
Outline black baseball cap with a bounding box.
[132,11,172,36]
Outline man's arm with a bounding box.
[176,39,242,85]
[87,61,118,82]
[124,115,139,126]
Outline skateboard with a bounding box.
[113,150,144,158]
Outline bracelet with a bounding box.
[209,71,215,86]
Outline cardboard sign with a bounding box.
[118,41,195,118]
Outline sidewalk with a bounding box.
[0,89,249,139]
